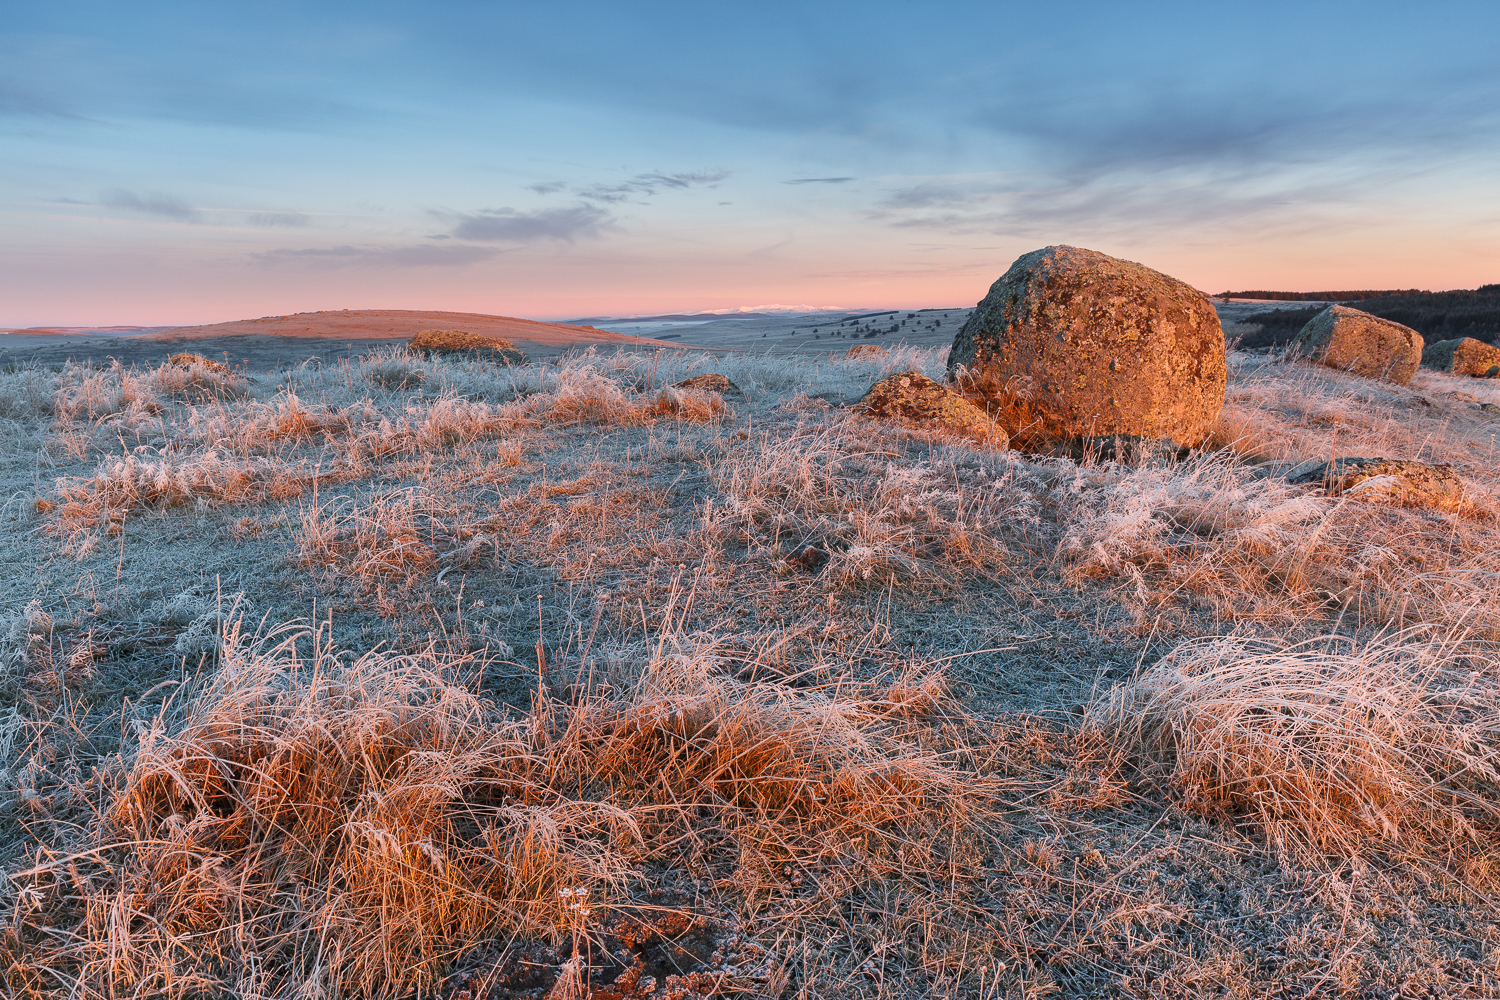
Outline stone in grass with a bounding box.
[407,329,528,365]
[857,370,1008,448]
[846,344,886,360]
[948,245,1226,452]
[1290,305,1423,385]
[167,352,233,376]
[1289,457,1481,515]
[673,373,745,398]
[1421,337,1500,378]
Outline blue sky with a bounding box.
[3,0,1498,325]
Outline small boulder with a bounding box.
[948,245,1226,451]
[1289,457,1478,514]
[1289,306,1422,385]
[407,329,528,365]
[168,352,232,376]
[673,373,744,397]
[857,371,1008,448]
[1421,337,1500,378]
[845,344,886,360]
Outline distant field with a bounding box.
[5,333,1500,997]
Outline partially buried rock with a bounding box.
[673,373,744,397]
[846,344,886,360]
[1289,457,1479,514]
[1421,337,1500,378]
[167,352,232,376]
[858,371,1008,448]
[948,245,1226,452]
[407,329,528,365]
[1289,305,1422,385]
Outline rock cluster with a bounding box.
[407,330,528,365]
[1289,306,1422,385]
[947,245,1226,451]
[857,371,1008,448]
[1421,337,1500,378]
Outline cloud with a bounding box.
[879,184,992,210]
[0,77,87,120]
[450,205,614,242]
[100,188,199,220]
[874,172,1352,245]
[246,211,310,228]
[543,169,731,204]
[783,177,855,185]
[253,244,500,268]
[973,78,1500,179]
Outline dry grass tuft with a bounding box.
[150,355,247,401]
[4,621,995,999]
[7,628,634,999]
[1060,456,1327,587]
[1087,630,1500,852]
[295,487,455,585]
[704,423,1033,585]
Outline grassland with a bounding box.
[4,343,1500,998]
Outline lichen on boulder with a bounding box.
[947,245,1226,452]
[407,330,528,365]
[857,371,1008,448]
[1290,305,1422,385]
[1421,337,1500,378]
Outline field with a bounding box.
[5,338,1500,998]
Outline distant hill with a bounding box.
[148,309,682,350]
[1225,285,1500,349]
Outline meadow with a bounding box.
[4,340,1500,998]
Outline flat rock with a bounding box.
[672,373,744,397]
[947,245,1225,450]
[857,371,1008,448]
[407,329,528,364]
[1421,337,1500,377]
[1288,457,1478,514]
[1290,305,1422,385]
[846,344,886,360]
[167,352,232,376]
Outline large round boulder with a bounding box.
[1289,305,1422,385]
[947,246,1226,450]
[1421,337,1500,378]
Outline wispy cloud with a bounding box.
[100,188,199,220]
[0,77,88,120]
[450,205,614,242]
[878,184,992,210]
[783,177,855,185]
[253,244,500,267]
[873,172,1353,244]
[531,169,731,204]
[246,211,310,228]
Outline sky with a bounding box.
[3,0,1499,326]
